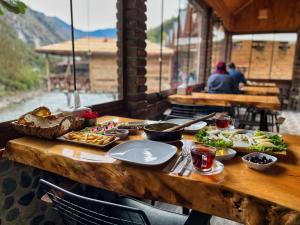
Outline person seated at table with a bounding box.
[227,62,247,92]
[207,61,236,94]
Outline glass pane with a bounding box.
[232,33,297,81]
[146,0,204,92]
[211,22,225,72]
[0,0,119,122]
[270,33,297,80]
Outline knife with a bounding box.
[170,152,185,172]
[178,157,192,176]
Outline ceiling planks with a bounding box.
[203,0,300,33]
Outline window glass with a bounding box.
[231,33,297,80]
[146,0,204,92]
[0,0,118,122]
[211,21,225,73]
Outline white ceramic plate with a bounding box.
[215,148,237,161]
[165,119,207,133]
[108,140,177,166]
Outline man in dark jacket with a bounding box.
[227,62,247,92]
[208,61,236,94]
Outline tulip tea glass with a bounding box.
[190,145,216,172]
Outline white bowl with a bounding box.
[242,152,277,171]
[104,129,129,139]
[215,148,236,161]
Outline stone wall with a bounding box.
[0,159,62,225]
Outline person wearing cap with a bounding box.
[207,61,236,94]
[227,62,247,92]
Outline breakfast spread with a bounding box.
[195,128,287,154]
[12,107,75,139]
[63,131,116,146]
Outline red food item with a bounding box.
[80,110,99,119]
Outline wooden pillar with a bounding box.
[202,8,213,83]
[117,0,148,118]
[224,31,232,63]
[292,30,300,88]
[45,54,51,92]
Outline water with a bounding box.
[0,92,116,122]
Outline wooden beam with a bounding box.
[203,0,232,30]
[233,0,253,16]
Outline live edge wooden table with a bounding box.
[169,93,281,131]
[241,86,280,96]
[4,116,300,225]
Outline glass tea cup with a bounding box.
[215,115,233,130]
[190,144,216,172]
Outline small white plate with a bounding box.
[215,148,236,161]
[165,119,207,133]
[108,140,177,166]
[195,160,224,176]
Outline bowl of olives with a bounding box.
[242,152,277,171]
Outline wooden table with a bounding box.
[247,82,277,87]
[241,86,280,95]
[169,93,280,110]
[4,116,300,225]
[169,93,281,131]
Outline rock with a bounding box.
[44,222,56,225]
[6,208,20,222]
[20,171,32,188]
[18,191,35,206]
[30,215,45,225]
[3,196,14,210]
[2,178,17,195]
[0,160,10,174]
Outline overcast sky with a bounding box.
[22,0,180,31]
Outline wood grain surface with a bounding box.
[4,116,300,225]
[169,93,281,110]
[241,86,280,96]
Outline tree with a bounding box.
[0,0,26,15]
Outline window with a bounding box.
[146,0,204,93]
[0,0,119,122]
[211,20,225,72]
[231,33,297,80]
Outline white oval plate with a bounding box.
[108,140,177,166]
[165,119,207,133]
[215,148,237,161]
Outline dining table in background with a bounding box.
[169,92,281,131]
[247,81,277,87]
[240,86,280,95]
[4,116,300,225]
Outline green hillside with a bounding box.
[0,19,44,96]
[147,17,177,43]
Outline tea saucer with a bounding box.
[195,160,224,176]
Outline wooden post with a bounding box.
[292,30,300,88]
[45,54,51,92]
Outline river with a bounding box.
[0,92,116,122]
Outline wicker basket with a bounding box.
[11,116,76,139]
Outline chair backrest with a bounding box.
[39,179,151,225]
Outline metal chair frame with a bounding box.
[39,179,151,225]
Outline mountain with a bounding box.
[0,8,117,47]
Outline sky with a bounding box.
[22,0,180,31]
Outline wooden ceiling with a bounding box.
[203,0,300,33]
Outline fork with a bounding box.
[178,142,193,176]
[170,149,188,172]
